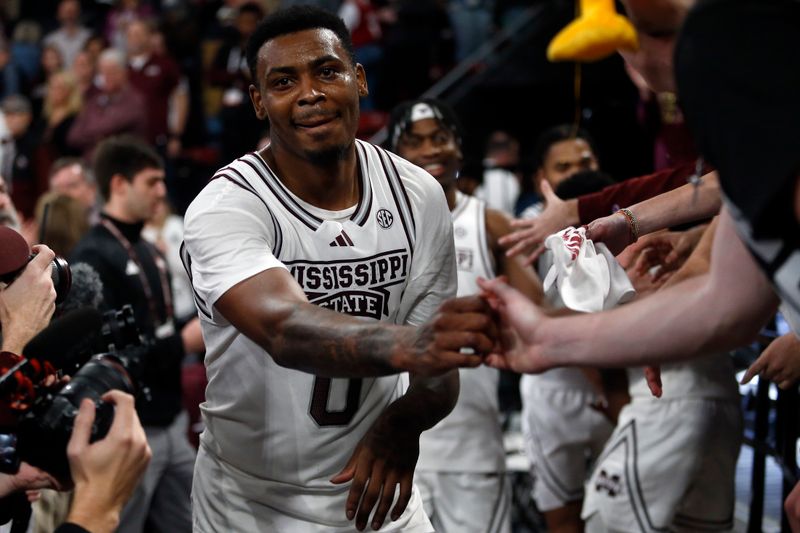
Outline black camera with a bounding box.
[0,306,148,482]
[0,253,72,305]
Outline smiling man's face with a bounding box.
[249,28,367,165]
[395,118,462,188]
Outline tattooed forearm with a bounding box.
[267,303,407,377]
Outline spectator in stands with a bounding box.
[43,0,91,67]
[207,1,265,163]
[48,157,99,223]
[0,42,23,101]
[83,33,110,66]
[3,95,39,219]
[126,18,182,153]
[30,44,65,115]
[71,50,95,96]
[105,0,156,53]
[37,70,83,162]
[10,20,43,87]
[67,48,147,159]
[33,191,90,256]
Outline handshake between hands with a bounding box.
[402,276,549,377]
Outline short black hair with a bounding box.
[93,135,163,201]
[532,124,597,170]
[386,98,463,152]
[246,5,355,82]
[554,169,615,200]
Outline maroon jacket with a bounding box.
[578,160,711,223]
[128,53,181,145]
[67,84,147,159]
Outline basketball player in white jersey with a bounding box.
[181,7,499,532]
[388,98,543,533]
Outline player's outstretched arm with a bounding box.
[480,206,779,371]
[331,371,459,531]
[215,268,495,378]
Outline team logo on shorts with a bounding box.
[376,209,394,229]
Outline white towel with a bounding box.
[542,227,635,313]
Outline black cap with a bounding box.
[675,0,800,238]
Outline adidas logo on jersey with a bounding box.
[329,230,354,247]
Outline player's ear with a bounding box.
[250,85,268,120]
[355,64,368,97]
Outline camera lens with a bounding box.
[50,256,71,304]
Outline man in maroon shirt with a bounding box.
[67,49,147,160]
[125,19,182,154]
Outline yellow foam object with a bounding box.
[547,0,639,62]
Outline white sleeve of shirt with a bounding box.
[391,157,458,327]
[183,178,287,321]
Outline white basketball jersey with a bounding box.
[182,139,456,527]
[418,192,506,473]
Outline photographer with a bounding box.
[70,136,200,533]
[0,242,151,533]
[0,392,150,533]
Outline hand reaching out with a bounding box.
[584,211,633,256]
[618,226,707,282]
[741,332,800,389]
[499,180,578,265]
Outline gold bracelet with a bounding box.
[617,208,639,243]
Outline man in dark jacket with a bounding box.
[71,135,201,533]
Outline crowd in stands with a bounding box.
[0,0,551,225]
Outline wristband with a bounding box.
[616,208,639,243]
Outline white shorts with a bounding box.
[416,471,511,533]
[522,387,614,512]
[192,444,433,533]
[582,397,743,533]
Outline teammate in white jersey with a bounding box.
[388,98,543,533]
[181,7,498,532]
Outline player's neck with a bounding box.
[261,145,360,210]
[444,184,457,211]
